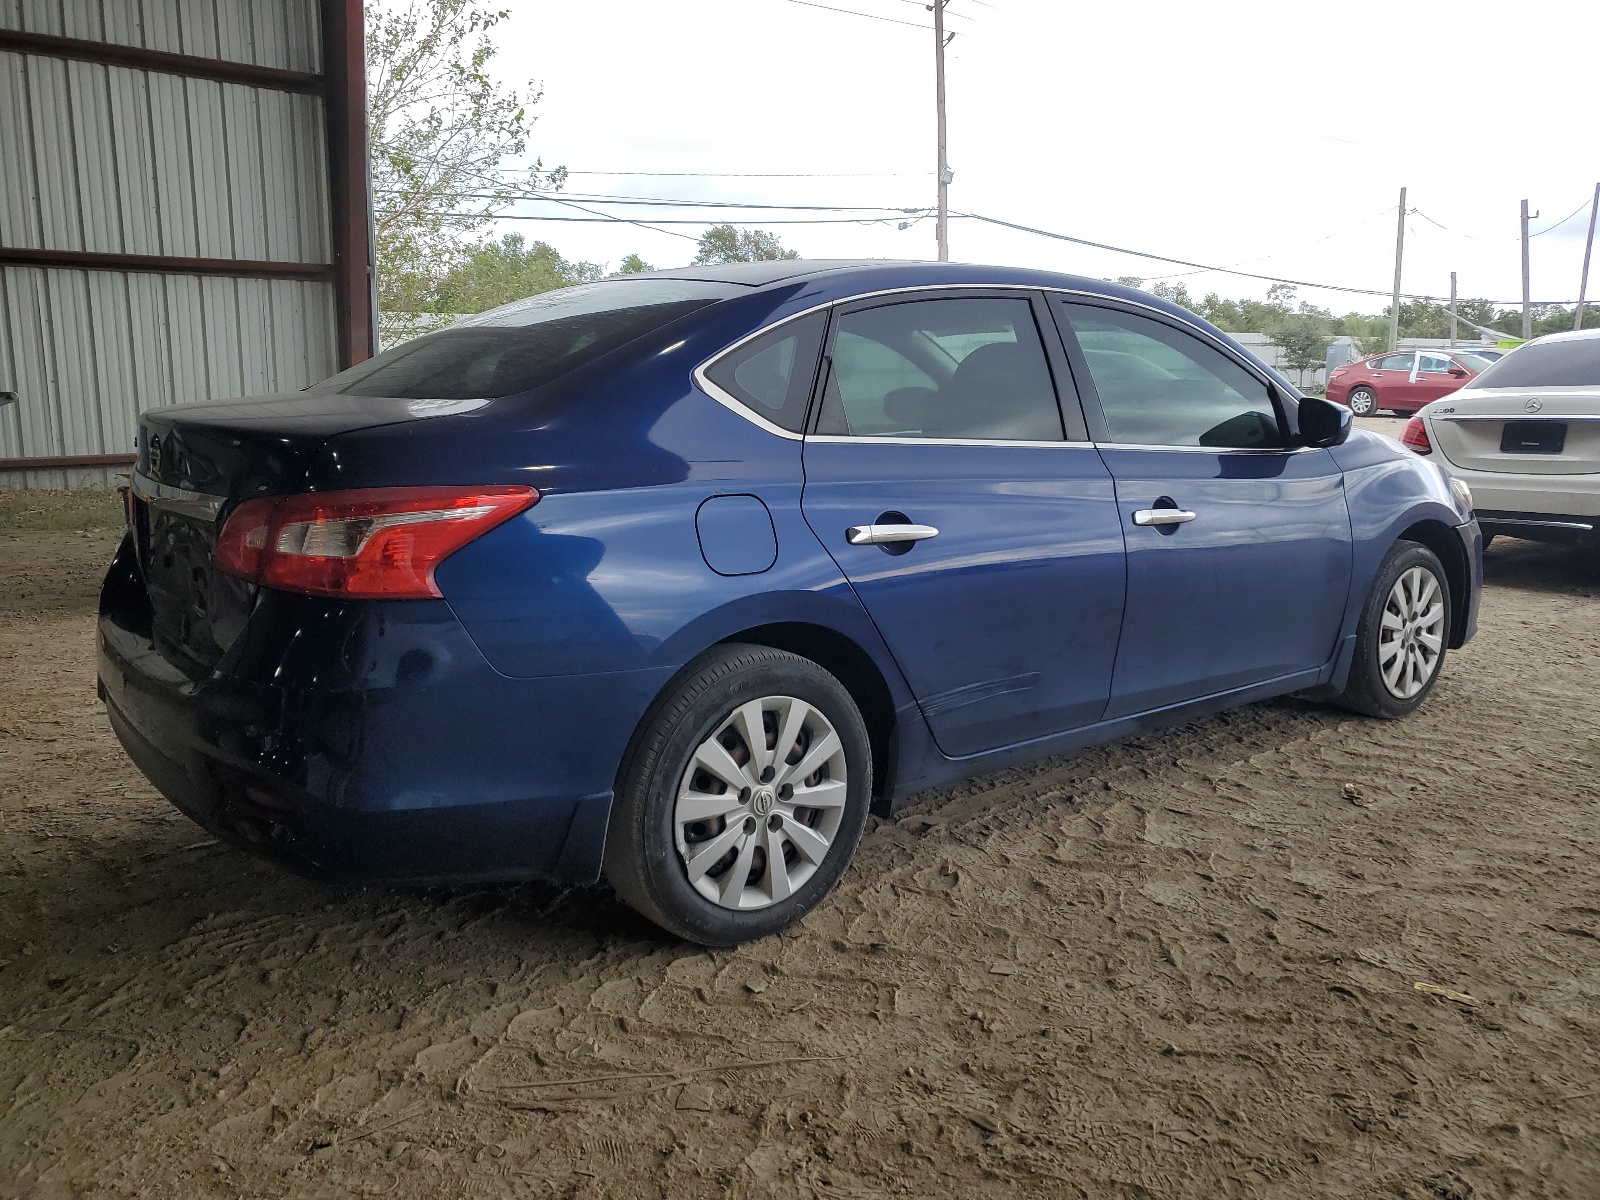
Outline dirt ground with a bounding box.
[2,480,1598,1200]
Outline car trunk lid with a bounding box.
[131,393,461,678]
[1425,386,1600,476]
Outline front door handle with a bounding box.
[1132,508,1197,527]
[846,523,939,545]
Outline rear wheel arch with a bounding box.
[723,623,898,815]
[1395,520,1469,648]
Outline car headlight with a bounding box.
[1449,475,1473,514]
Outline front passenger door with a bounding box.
[1054,300,1353,718]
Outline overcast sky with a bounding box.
[484,0,1598,315]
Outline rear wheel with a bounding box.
[1346,386,1377,416]
[604,644,872,945]
[1330,540,1451,719]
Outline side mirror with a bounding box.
[1448,367,1467,377]
[1296,394,1352,448]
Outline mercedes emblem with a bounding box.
[1524,398,1543,413]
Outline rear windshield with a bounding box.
[316,279,742,399]
[1469,338,1600,389]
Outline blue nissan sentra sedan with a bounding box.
[99,260,1481,944]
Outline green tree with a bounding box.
[615,254,654,275]
[693,225,799,264]
[1147,282,1197,314]
[430,234,600,313]
[368,0,564,315]
[1269,316,1335,388]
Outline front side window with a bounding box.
[317,279,741,400]
[1060,304,1283,449]
[1468,338,1600,388]
[1418,354,1454,373]
[815,297,1063,441]
[702,311,827,432]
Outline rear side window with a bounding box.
[815,297,1064,441]
[317,279,740,399]
[1061,303,1283,449]
[1469,338,1600,388]
[1372,353,1414,371]
[702,312,827,433]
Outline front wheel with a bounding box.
[1346,386,1377,416]
[604,644,873,945]
[1330,540,1451,718]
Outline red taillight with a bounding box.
[215,486,538,599]
[1330,368,1348,379]
[1400,417,1432,455]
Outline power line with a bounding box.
[1532,197,1595,237]
[957,210,1587,306]
[458,213,923,226]
[556,170,932,179]
[771,0,929,29]
[390,188,929,214]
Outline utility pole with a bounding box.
[1521,198,1537,340]
[1388,187,1406,351]
[933,0,950,262]
[1576,181,1599,331]
[1449,271,1458,345]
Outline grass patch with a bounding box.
[0,488,126,532]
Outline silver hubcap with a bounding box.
[1350,390,1373,413]
[1379,565,1445,699]
[674,695,848,910]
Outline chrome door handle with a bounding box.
[1132,508,1197,527]
[846,523,939,545]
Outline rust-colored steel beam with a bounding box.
[321,0,375,369]
[0,247,333,281]
[0,452,135,471]
[0,28,324,94]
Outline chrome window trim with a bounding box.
[1094,442,1318,455]
[131,470,224,521]
[807,434,1092,449]
[692,281,1297,445]
[693,304,835,442]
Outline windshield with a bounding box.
[315,279,742,399]
[1468,338,1600,389]
[1454,353,1493,372]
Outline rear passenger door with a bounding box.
[1052,299,1353,718]
[800,291,1127,758]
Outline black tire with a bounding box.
[603,643,873,946]
[1330,540,1451,719]
[1346,386,1377,416]
[1482,533,1496,551]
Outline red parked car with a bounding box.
[1327,349,1493,416]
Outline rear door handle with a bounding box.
[1132,508,1197,527]
[846,523,939,545]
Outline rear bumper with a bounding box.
[1436,466,1600,519]
[1476,509,1600,547]
[97,538,672,886]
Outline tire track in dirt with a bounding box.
[2,527,1598,1197]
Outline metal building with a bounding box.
[0,0,372,488]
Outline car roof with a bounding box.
[639,259,899,286]
[627,258,1177,313]
[1524,325,1600,344]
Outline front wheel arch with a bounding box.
[1395,519,1470,648]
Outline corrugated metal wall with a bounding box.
[0,0,349,488]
